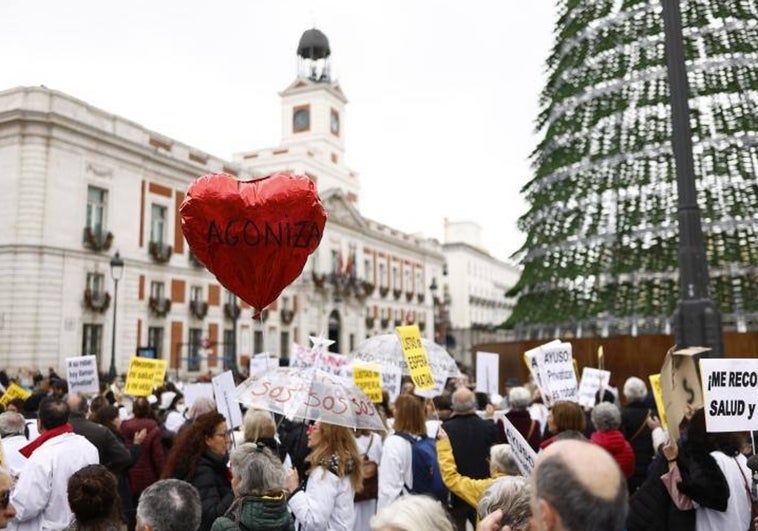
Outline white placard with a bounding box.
[66,355,100,395]
[212,371,243,429]
[701,358,758,432]
[577,367,611,408]
[476,352,500,395]
[526,341,578,406]
[290,343,349,376]
[382,366,403,403]
[249,352,276,378]
[501,415,537,476]
[183,382,214,408]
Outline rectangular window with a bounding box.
[349,333,355,352]
[392,267,398,289]
[86,272,105,294]
[225,290,235,305]
[86,186,107,234]
[82,324,103,363]
[364,259,372,283]
[253,331,264,354]
[150,281,164,300]
[147,327,164,359]
[223,329,235,371]
[188,328,202,371]
[379,263,386,288]
[150,204,167,245]
[190,286,203,303]
[280,331,290,358]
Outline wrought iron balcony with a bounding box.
[379,285,390,298]
[223,302,241,320]
[380,317,390,329]
[149,297,172,317]
[405,291,414,302]
[148,241,173,264]
[417,293,425,303]
[365,316,375,328]
[83,289,111,313]
[188,252,205,269]
[392,289,402,300]
[281,308,295,325]
[82,227,114,252]
[190,300,208,320]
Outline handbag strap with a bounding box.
[733,456,757,518]
[526,420,536,441]
[629,413,649,442]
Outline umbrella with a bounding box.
[349,334,461,379]
[235,366,386,432]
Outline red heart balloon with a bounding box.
[180,172,327,312]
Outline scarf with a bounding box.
[20,423,74,458]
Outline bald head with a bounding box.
[532,440,627,531]
[451,387,476,414]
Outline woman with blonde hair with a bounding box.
[285,422,363,530]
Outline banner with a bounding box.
[476,352,500,395]
[0,383,31,407]
[66,355,100,395]
[212,371,243,429]
[501,416,537,476]
[577,367,611,408]
[396,325,435,390]
[352,363,383,403]
[123,358,163,397]
[525,340,578,406]
[701,358,758,432]
[648,373,668,430]
[290,343,348,376]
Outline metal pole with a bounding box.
[109,278,119,382]
[661,0,723,356]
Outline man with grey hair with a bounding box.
[136,479,202,531]
[0,411,28,479]
[443,387,498,530]
[477,476,531,531]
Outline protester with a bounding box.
[498,387,541,451]
[64,464,126,531]
[120,397,164,501]
[240,409,288,465]
[0,470,17,528]
[211,443,293,530]
[540,400,586,449]
[590,402,635,478]
[527,388,550,437]
[443,387,498,530]
[162,412,234,531]
[159,392,186,435]
[285,422,362,530]
[476,476,531,531]
[437,426,518,509]
[377,394,426,509]
[620,376,656,493]
[11,397,99,530]
[135,479,202,531]
[0,412,28,480]
[370,494,454,531]
[354,428,383,530]
[68,393,133,473]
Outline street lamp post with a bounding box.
[108,251,124,382]
[429,278,439,343]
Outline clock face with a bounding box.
[293,108,310,132]
[330,109,340,136]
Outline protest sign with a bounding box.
[381,366,403,403]
[352,363,383,403]
[66,355,100,395]
[183,382,214,408]
[152,359,167,388]
[577,367,611,408]
[396,325,435,390]
[525,340,578,406]
[250,352,276,379]
[649,373,668,430]
[501,415,537,476]
[476,352,500,395]
[290,343,349,376]
[701,358,758,432]
[660,346,706,441]
[124,358,163,397]
[414,371,448,399]
[212,371,243,429]
[0,383,31,407]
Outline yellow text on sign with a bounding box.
[396,325,435,390]
[0,383,31,407]
[152,359,167,388]
[649,373,668,430]
[124,358,163,397]
[353,365,383,403]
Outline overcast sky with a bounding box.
[1,1,555,261]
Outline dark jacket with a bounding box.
[622,401,655,493]
[70,413,132,472]
[443,413,498,509]
[211,495,294,531]
[176,451,234,531]
[121,417,165,495]
[498,409,541,452]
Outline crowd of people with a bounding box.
[0,367,755,531]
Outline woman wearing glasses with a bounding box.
[163,412,234,531]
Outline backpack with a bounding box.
[394,432,449,503]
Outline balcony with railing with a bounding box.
[149,296,172,317]
[83,289,111,313]
[82,227,114,252]
[149,241,173,264]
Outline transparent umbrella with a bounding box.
[235,366,386,432]
[349,333,461,379]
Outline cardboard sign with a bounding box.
[577,367,611,408]
[660,346,707,441]
[66,355,100,395]
[701,358,758,432]
[152,359,167,388]
[290,343,349,376]
[501,415,537,476]
[476,352,500,395]
[123,358,163,397]
[353,363,383,403]
[183,383,214,408]
[649,374,668,430]
[525,340,578,406]
[250,352,276,379]
[396,325,435,390]
[212,371,243,429]
[0,383,31,407]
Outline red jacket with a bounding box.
[121,417,165,494]
[590,429,635,478]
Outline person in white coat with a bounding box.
[9,397,99,531]
[354,429,383,530]
[377,395,427,510]
[0,412,28,482]
[285,422,363,531]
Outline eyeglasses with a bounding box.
[0,490,9,510]
[213,432,230,439]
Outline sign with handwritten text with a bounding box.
[501,415,537,476]
[66,355,100,395]
[396,325,435,390]
[124,357,163,397]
